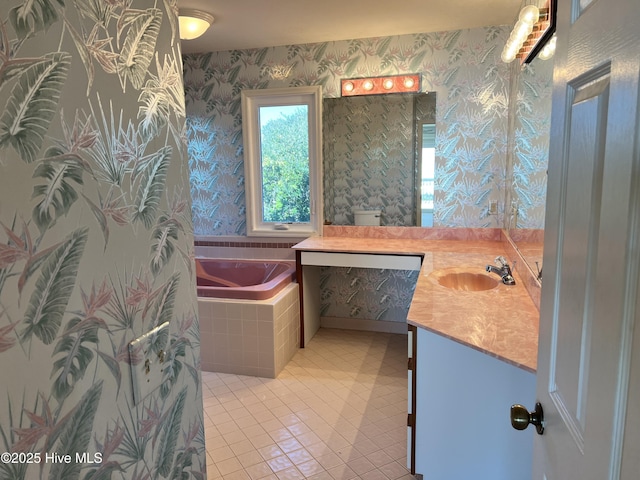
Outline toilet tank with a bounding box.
[354,209,381,226]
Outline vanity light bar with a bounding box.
[501,0,557,64]
[341,74,421,97]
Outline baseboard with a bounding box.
[320,316,408,335]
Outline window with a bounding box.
[241,86,323,236]
[420,123,436,227]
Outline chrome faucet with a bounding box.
[486,256,516,285]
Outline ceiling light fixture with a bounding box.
[178,8,214,40]
[340,74,421,97]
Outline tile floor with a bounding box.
[202,328,415,480]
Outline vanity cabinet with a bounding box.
[407,325,417,473]
[291,234,539,479]
[409,327,536,480]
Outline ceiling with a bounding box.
[178,0,521,54]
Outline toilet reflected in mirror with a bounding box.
[353,209,381,226]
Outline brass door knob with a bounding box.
[510,402,544,435]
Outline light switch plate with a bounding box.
[129,321,170,405]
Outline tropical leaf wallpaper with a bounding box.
[0,1,206,479]
[508,57,553,229]
[182,27,516,323]
[183,26,513,236]
[319,266,419,323]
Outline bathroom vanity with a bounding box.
[292,227,539,479]
[294,242,423,345]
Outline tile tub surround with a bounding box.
[293,235,539,372]
[199,283,300,378]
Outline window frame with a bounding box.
[241,86,323,237]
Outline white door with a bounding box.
[533,0,640,478]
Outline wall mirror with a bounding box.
[506,52,554,279]
[322,92,436,227]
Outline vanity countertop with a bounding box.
[293,236,539,373]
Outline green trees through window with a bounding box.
[259,105,310,223]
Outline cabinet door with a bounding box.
[407,325,417,474]
[415,328,535,479]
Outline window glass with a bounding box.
[420,123,436,227]
[259,105,310,223]
[421,146,435,211]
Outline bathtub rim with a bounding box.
[195,257,296,301]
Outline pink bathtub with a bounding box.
[196,259,296,300]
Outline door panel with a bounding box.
[534,0,640,478]
[550,72,609,450]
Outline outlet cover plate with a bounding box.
[129,321,170,405]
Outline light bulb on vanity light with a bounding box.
[538,34,557,60]
[513,20,533,43]
[519,4,540,23]
[501,42,518,63]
